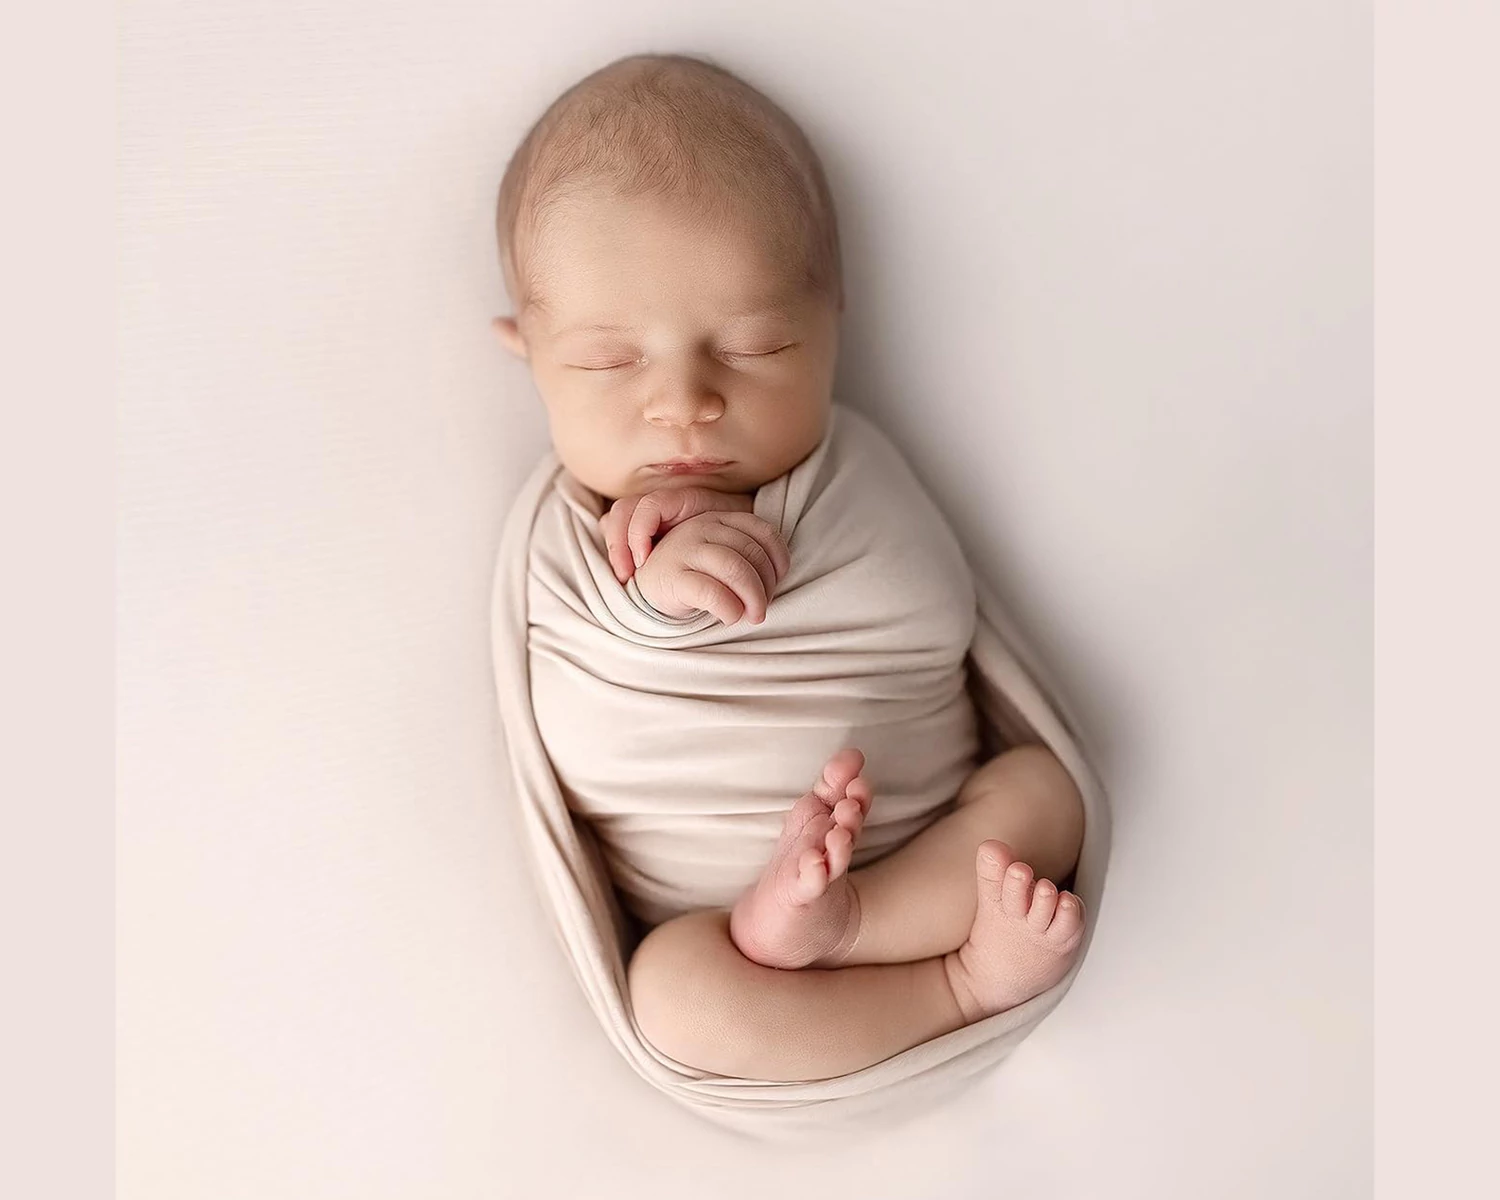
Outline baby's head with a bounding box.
[492,54,844,502]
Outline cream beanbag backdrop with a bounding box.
[491,403,1111,1132]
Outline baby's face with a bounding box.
[494,190,840,502]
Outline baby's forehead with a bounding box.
[533,283,806,335]
[524,201,812,333]
[532,185,796,260]
[541,300,803,338]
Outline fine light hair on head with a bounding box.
[495,52,843,326]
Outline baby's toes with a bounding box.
[1000,861,1035,918]
[782,811,834,898]
[794,844,830,900]
[813,749,865,801]
[824,823,854,879]
[831,795,863,833]
[1027,878,1059,931]
[846,777,873,816]
[1047,893,1086,950]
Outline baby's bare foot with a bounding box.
[728,749,873,970]
[942,840,1086,1022]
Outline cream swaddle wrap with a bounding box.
[491,403,1110,1135]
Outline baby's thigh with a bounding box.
[955,743,1079,813]
[627,909,766,1075]
[950,744,1084,879]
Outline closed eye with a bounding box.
[570,344,798,371]
[722,343,798,360]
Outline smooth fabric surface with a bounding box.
[490,404,1111,1134]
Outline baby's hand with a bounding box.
[600,486,755,584]
[634,512,791,626]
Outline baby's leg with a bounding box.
[839,743,1085,965]
[630,908,964,1081]
[629,840,1084,1081]
[728,744,1084,970]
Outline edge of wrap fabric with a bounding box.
[490,430,1111,1135]
[491,454,688,1090]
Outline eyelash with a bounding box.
[574,345,796,372]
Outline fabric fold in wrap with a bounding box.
[490,403,1110,1136]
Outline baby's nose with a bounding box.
[645,391,725,426]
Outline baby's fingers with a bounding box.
[690,541,772,624]
[710,512,791,583]
[625,495,672,572]
[625,487,748,570]
[691,526,779,619]
[674,569,746,627]
[600,497,642,582]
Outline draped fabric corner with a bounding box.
[490,404,1111,1137]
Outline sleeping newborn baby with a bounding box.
[492,53,1087,1083]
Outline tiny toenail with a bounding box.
[1007,864,1027,879]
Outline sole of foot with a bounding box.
[728,748,873,970]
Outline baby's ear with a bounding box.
[491,316,529,360]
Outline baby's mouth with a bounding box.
[650,458,733,475]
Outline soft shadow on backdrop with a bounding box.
[118,2,1370,1197]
